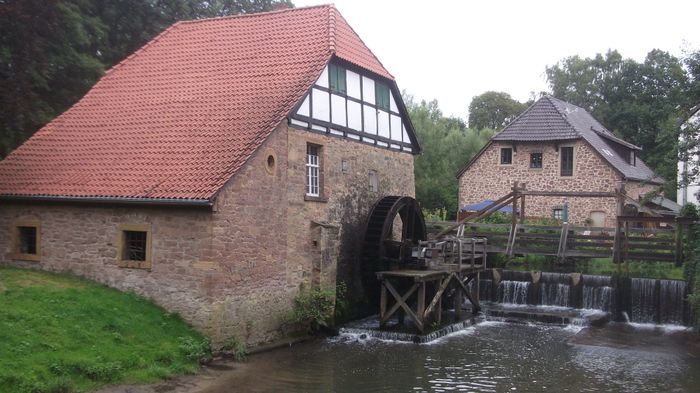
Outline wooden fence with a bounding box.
[434,216,694,265]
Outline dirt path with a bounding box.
[95,360,251,393]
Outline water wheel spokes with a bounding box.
[360,196,427,308]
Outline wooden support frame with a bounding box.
[377,269,483,333]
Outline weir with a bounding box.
[480,269,692,325]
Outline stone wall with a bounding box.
[284,125,415,313]
[0,203,216,333]
[459,140,622,226]
[626,180,659,201]
[0,120,416,347]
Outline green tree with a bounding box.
[406,94,493,219]
[468,91,527,130]
[547,49,694,197]
[0,0,293,158]
[0,0,106,156]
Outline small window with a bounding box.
[369,170,378,192]
[629,151,636,166]
[375,82,390,110]
[12,221,41,261]
[306,144,321,197]
[13,222,40,261]
[329,63,346,94]
[500,148,512,165]
[18,226,37,255]
[118,225,151,269]
[560,146,574,176]
[123,231,147,261]
[553,208,563,220]
[530,152,542,169]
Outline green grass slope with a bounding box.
[0,267,210,393]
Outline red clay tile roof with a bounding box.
[0,5,393,203]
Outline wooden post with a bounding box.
[454,277,463,320]
[436,280,443,326]
[675,220,683,267]
[417,282,426,332]
[624,220,630,274]
[613,182,626,265]
[520,190,526,224]
[380,280,387,328]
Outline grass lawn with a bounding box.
[0,267,210,393]
[506,256,685,280]
[575,257,685,280]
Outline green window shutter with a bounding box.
[329,63,346,93]
[375,82,390,110]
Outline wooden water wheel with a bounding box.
[360,196,427,307]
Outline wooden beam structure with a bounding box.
[376,264,484,333]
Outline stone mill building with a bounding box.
[458,96,663,227]
[0,5,420,346]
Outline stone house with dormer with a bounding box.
[0,5,420,346]
[458,96,663,227]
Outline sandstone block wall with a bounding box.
[0,203,216,333]
[459,140,623,226]
[0,120,416,347]
[285,125,415,311]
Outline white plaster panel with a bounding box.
[296,94,310,117]
[290,119,308,128]
[390,92,399,113]
[362,76,375,105]
[364,105,377,134]
[390,115,402,141]
[316,65,329,88]
[331,94,346,127]
[402,124,409,143]
[312,88,330,122]
[347,100,362,131]
[347,70,361,99]
[378,110,390,138]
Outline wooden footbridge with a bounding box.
[439,182,694,266]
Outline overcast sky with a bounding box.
[294,0,699,122]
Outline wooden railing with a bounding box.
[448,218,694,265]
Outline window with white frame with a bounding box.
[553,208,563,220]
[306,144,321,197]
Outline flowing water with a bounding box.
[189,271,696,392]
[199,321,700,393]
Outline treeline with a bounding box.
[405,96,494,220]
[0,0,292,157]
[547,49,700,197]
[409,48,700,218]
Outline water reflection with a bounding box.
[201,322,700,393]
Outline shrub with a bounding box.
[288,283,343,332]
[423,208,447,221]
[177,337,212,363]
[222,335,246,361]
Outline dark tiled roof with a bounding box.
[0,5,396,202]
[491,96,662,184]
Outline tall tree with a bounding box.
[546,49,693,197]
[406,95,493,218]
[0,0,293,158]
[468,91,527,130]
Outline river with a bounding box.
[193,321,700,393]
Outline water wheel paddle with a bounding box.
[360,196,427,307]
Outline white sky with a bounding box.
[294,0,699,121]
